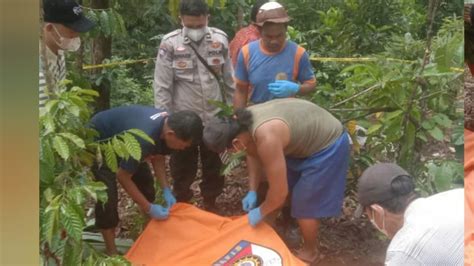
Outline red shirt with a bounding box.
[229,24,260,67]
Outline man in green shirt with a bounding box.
[203,98,350,263]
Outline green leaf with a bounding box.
[43,200,60,244]
[45,99,59,114]
[83,181,108,203]
[44,115,56,134]
[219,0,226,8]
[77,89,99,97]
[40,137,55,167]
[367,123,382,135]
[127,128,155,145]
[96,145,103,168]
[115,10,127,37]
[61,201,85,241]
[100,10,111,36]
[432,113,452,128]
[40,160,55,187]
[383,110,403,121]
[104,142,118,172]
[220,150,246,176]
[427,161,463,192]
[416,132,428,142]
[398,122,416,169]
[53,135,70,160]
[121,133,142,161]
[421,120,434,130]
[208,99,233,117]
[59,133,85,149]
[67,104,81,117]
[107,9,118,36]
[427,126,444,141]
[112,137,126,158]
[63,238,82,266]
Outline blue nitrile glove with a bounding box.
[148,204,169,220]
[248,207,263,227]
[242,191,258,212]
[268,80,300,98]
[163,187,177,208]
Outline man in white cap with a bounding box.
[357,163,463,265]
[233,1,316,109]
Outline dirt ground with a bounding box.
[108,160,388,266]
[103,67,468,264]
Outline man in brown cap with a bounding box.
[357,163,463,265]
[233,1,316,109]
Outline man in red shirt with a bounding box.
[229,0,267,67]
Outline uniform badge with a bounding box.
[176,46,186,52]
[159,45,168,58]
[177,61,188,68]
[211,42,221,49]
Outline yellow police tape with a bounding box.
[82,58,154,70]
[82,56,464,73]
[310,56,464,72]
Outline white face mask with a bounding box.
[52,25,81,52]
[370,207,388,236]
[183,26,208,42]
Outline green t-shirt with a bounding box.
[248,98,343,158]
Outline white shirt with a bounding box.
[39,44,66,111]
[386,189,464,266]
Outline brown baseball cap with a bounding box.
[255,2,290,26]
[357,163,412,207]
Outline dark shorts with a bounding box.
[92,162,155,229]
[286,132,350,219]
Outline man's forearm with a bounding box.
[117,168,151,211]
[247,155,262,191]
[151,156,169,189]
[298,80,317,95]
[233,84,249,110]
[259,185,287,216]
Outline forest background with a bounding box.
[39,0,464,264]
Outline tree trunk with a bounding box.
[91,0,112,111]
[236,6,243,31]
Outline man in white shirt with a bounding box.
[357,163,463,265]
[40,0,95,112]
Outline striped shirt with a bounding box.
[39,45,66,112]
[386,189,464,266]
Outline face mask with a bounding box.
[370,207,388,236]
[183,26,207,42]
[52,25,81,52]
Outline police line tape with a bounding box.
[82,58,155,70]
[310,56,464,72]
[82,56,464,73]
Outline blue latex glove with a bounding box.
[248,207,263,227]
[242,191,258,212]
[268,80,300,98]
[163,187,177,208]
[148,204,169,220]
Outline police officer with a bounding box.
[153,0,235,211]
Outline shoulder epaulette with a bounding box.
[209,27,228,38]
[162,29,182,41]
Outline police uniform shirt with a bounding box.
[153,27,235,124]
